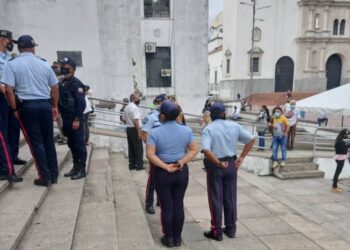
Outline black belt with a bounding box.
[21,99,50,104]
[218,155,237,161]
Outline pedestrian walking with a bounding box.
[3,35,59,186]
[201,103,255,241]
[285,100,300,150]
[332,129,350,193]
[269,106,289,168]
[123,93,144,170]
[142,93,167,215]
[58,57,87,180]
[146,100,199,247]
[256,105,269,150]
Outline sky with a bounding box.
[209,0,223,26]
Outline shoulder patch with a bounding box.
[143,117,148,124]
[78,87,84,93]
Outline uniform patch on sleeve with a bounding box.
[78,88,84,93]
[143,117,148,124]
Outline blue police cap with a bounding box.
[0,30,14,40]
[160,100,178,116]
[211,103,225,113]
[153,94,167,104]
[59,56,77,70]
[17,35,38,48]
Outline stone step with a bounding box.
[17,145,92,250]
[110,153,155,250]
[0,144,33,196]
[285,157,314,164]
[277,163,318,173]
[0,144,70,250]
[71,148,118,250]
[274,169,325,180]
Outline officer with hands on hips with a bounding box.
[3,35,59,186]
[201,103,255,241]
[142,93,167,215]
[58,57,87,180]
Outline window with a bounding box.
[226,59,230,75]
[146,47,171,87]
[57,51,82,67]
[314,14,320,29]
[144,0,170,18]
[250,57,259,73]
[333,19,339,35]
[340,19,346,35]
[214,70,218,83]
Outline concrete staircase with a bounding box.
[273,157,325,180]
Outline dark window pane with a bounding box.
[251,57,259,73]
[226,59,230,74]
[333,19,339,35]
[57,51,83,67]
[146,47,171,87]
[215,70,217,82]
[340,19,346,35]
[144,0,170,18]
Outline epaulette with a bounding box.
[37,56,47,61]
[8,57,17,61]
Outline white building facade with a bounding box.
[220,0,350,99]
[0,0,208,114]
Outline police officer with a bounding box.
[201,103,255,241]
[142,93,167,214]
[3,35,59,186]
[146,100,199,248]
[58,57,87,180]
[0,30,22,182]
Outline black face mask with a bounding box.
[61,67,70,75]
[6,42,14,52]
[134,100,141,106]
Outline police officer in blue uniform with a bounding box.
[142,93,167,214]
[0,30,22,182]
[3,35,59,186]
[201,103,255,241]
[58,57,87,180]
[146,100,199,248]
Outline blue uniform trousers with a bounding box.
[154,164,188,239]
[62,117,87,171]
[8,110,20,160]
[19,100,58,182]
[0,93,9,134]
[0,114,14,176]
[145,164,156,207]
[204,156,238,238]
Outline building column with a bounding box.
[323,7,330,31]
[308,7,315,30]
[305,46,311,71]
[319,45,326,71]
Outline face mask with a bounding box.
[274,112,280,118]
[291,105,296,110]
[61,67,70,75]
[134,100,141,105]
[6,42,14,52]
[51,66,61,76]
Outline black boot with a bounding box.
[160,236,174,248]
[64,167,78,177]
[204,230,222,241]
[7,174,23,183]
[71,168,86,180]
[34,178,52,187]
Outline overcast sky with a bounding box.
[209,0,223,26]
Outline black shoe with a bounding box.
[34,178,52,187]
[174,237,182,247]
[161,236,174,248]
[13,158,27,165]
[7,174,23,183]
[204,230,222,241]
[71,169,86,180]
[64,168,77,177]
[223,228,235,238]
[146,205,155,214]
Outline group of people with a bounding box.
[0,30,89,187]
[121,93,255,247]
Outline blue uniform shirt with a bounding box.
[201,119,254,158]
[142,109,161,133]
[0,51,11,79]
[147,121,195,163]
[1,52,58,100]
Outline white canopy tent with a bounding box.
[296,83,350,116]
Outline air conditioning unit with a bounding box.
[145,42,156,53]
[161,69,171,77]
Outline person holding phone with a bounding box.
[146,100,199,248]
